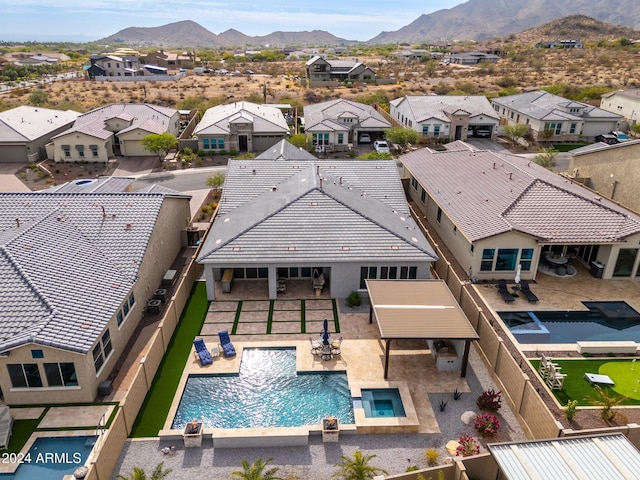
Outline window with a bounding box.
[520,248,534,271]
[217,138,225,149]
[117,310,124,327]
[516,114,520,122]
[93,344,105,373]
[7,364,42,388]
[434,125,441,138]
[422,124,429,136]
[510,111,514,119]
[31,349,44,359]
[481,249,495,271]
[436,207,442,224]
[337,133,344,144]
[123,301,130,317]
[569,123,577,134]
[410,177,418,189]
[76,145,85,158]
[421,188,426,203]
[90,145,98,157]
[129,292,135,309]
[359,266,377,289]
[203,138,210,148]
[389,266,397,279]
[44,362,78,387]
[409,266,417,279]
[102,330,113,359]
[554,123,562,134]
[496,248,518,271]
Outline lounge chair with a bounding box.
[496,280,515,303]
[520,280,539,303]
[218,330,236,358]
[0,406,13,450]
[193,338,213,366]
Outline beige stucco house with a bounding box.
[0,179,191,404]
[402,141,640,280]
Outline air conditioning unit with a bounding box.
[147,299,162,315]
[154,288,167,303]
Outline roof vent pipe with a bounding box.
[493,162,496,169]
[15,218,20,228]
[340,177,343,186]
[509,172,513,180]
[320,177,323,190]
[101,205,106,219]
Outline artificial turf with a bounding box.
[531,358,640,407]
[3,419,41,453]
[130,282,209,437]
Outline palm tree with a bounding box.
[231,457,283,480]
[332,451,388,480]
[116,462,171,480]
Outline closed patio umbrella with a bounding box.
[322,318,330,344]
[515,264,522,284]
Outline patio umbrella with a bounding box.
[322,318,330,344]
[515,264,522,284]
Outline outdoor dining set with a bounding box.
[310,319,342,361]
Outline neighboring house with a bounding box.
[0,106,80,163]
[197,159,437,301]
[303,99,391,148]
[143,51,179,68]
[390,95,499,141]
[491,90,623,142]
[87,55,142,78]
[536,39,583,49]
[305,56,376,83]
[193,102,289,153]
[402,141,640,280]
[567,139,640,213]
[444,51,500,65]
[255,139,317,161]
[392,49,433,62]
[600,89,640,125]
[4,52,70,66]
[0,180,191,404]
[49,103,180,162]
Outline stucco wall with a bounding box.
[601,93,640,121]
[53,131,113,163]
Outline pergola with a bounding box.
[366,279,479,379]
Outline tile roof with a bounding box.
[304,100,391,132]
[492,90,622,122]
[48,176,135,193]
[255,139,318,161]
[0,191,169,354]
[198,160,436,264]
[52,103,178,141]
[0,106,80,142]
[194,101,289,136]
[401,144,640,243]
[390,95,499,123]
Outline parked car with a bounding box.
[359,133,371,144]
[374,140,390,154]
[610,131,630,142]
[476,129,492,137]
[595,134,619,145]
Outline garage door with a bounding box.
[252,135,285,152]
[470,126,493,138]
[0,145,28,163]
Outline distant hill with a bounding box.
[510,15,639,45]
[367,0,640,43]
[98,20,352,48]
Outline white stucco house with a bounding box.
[402,141,640,280]
[49,103,180,162]
[197,158,437,301]
[491,90,623,142]
[390,95,499,141]
[600,89,640,126]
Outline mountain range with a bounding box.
[98,0,640,47]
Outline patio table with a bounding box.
[545,254,568,266]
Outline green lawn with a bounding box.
[531,358,640,407]
[2,419,40,453]
[550,143,589,152]
[130,282,209,437]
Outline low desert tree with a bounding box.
[206,172,225,192]
[385,127,419,153]
[288,133,308,149]
[534,147,558,170]
[231,457,282,480]
[29,89,48,106]
[140,132,177,161]
[502,123,528,148]
[116,462,171,480]
[332,451,388,480]
[631,124,640,137]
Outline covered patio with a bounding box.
[366,279,479,379]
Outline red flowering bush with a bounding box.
[456,435,480,457]
[476,388,502,411]
[474,412,501,436]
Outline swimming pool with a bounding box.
[172,348,354,429]
[0,435,97,480]
[500,301,640,344]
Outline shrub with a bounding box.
[229,149,238,156]
[564,399,578,420]
[425,448,439,466]
[406,465,419,472]
[477,388,502,411]
[474,412,501,436]
[456,435,480,457]
[346,291,361,308]
[197,150,206,157]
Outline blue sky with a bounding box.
[0,0,465,42]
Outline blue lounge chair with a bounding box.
[218,330,236,358]
[193,338,213,366]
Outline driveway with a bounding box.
[0,163,30,192]
[112,156,159,178]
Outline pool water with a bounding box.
[500,301,640,344]
[0,436,97,480]
[361,388,406,418]
[172,348,354,429]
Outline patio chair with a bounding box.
[520,280,539,303]
[331,336,343,356]
[538,354,552,379]
[309,337,321,355]
[218,330,236,358]
[496,280,515,303]
[193,338,213,366]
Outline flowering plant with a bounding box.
[474,412,501,436]
[456,435,480,457]
[476,388,502,411]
